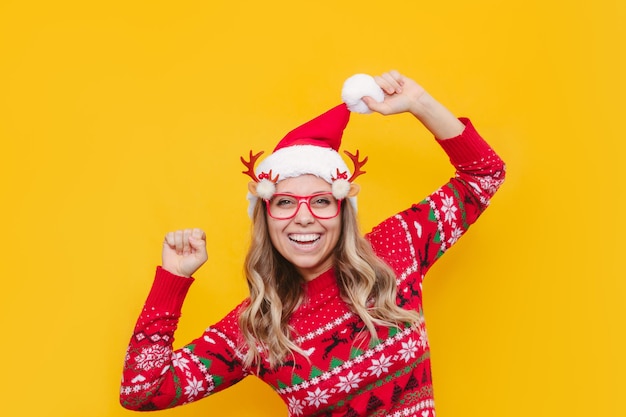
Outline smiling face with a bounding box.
[266,174,342,281]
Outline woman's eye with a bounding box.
[312,197,331,206]
[276,198,295,207]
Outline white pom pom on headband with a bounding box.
[242,73,384,218]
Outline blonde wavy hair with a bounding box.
[238,199,420,369]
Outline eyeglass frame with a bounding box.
[264,192,343,220]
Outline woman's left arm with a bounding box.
[364,71,506,278]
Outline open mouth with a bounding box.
[289,233,321,245]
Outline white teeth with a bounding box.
[289,234,320,242]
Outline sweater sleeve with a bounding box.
[120,267,248,411]
[366,118,505,289]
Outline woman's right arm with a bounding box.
[120,229,248,410]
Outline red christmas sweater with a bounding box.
[120,118,505,416]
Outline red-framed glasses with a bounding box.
[265,192,342,220]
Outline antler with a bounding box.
[241,150,264,182]
[344,150,368,182]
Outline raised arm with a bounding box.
[120,229,248,410]
[364,71,506,285]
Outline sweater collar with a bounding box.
[303,267,337,295]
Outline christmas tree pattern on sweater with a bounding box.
[120,118,505,416]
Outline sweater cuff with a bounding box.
[436,118,493,166]
[144,266,195,315]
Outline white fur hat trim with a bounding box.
[256,145,350,184]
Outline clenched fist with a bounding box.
[162,228,208,278]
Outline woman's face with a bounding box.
[266,174,342,281]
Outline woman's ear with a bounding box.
[347,183,360,197]
[248,181,258,196]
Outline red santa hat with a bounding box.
[242,74,385,218]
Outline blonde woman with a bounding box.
[120,70,505,416]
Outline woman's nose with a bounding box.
[293,201,315,224]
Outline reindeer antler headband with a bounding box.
[241,74,385,218]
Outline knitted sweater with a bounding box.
[120,118,505,416]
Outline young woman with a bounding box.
[120,70,506,416]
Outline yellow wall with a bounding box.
[1,1,624,416]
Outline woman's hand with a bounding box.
[162,228,208,278]
[362,70,427,116]
[364,70,465,140]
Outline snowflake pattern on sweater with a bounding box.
[120,118,505,416]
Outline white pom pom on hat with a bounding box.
[341,73,385,114]
[244,74,383,218]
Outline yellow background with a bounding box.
[1,1,624,416]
